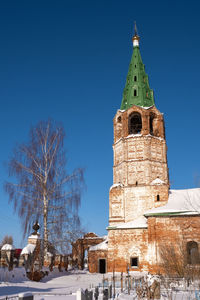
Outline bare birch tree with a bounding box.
[159,241,200,281]
[0,235,13,248]
[5,120,84,255]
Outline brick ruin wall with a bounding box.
[72,233,105,269]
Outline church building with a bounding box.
[88,27,200,274]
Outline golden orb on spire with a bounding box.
[132,21,140,47]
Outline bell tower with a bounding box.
[109,25,169,227]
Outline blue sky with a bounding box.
[0,0,200,248]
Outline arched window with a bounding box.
[149,113,155,136]
[134,89,137,97]
[117,116,121,123]
[134,76,137,82]
[128,112,142,134]
[156,195,160,201]
[187,241,199,264]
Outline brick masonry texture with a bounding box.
[72,233,105,270]
[147,216,200,273]
[109,105,169,225]
[107,228,148,272]
[88,250,108,273]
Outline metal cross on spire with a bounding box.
[134,21,138,36]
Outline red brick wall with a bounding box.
[88,250,108,273]
[148,215,200,273]
[114,105,166,142]
[72,234,105,270]
[105,216,200,274]
[109,104,169,227]
[107,228,149,272]
[109,185,169,226]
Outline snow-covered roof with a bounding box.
[21,244,36,255]
[151,178,165,185]
[115,216,148,229]
[81,232,106,240]
[118,106,154,113]
[18,293,33,298]
[145,188,200,216]
[1,244,15,251]
[126,133,163,141]
[84,236,104,240]
[89,237,108,251]
[28,234,40,239]
[126,133,142,139]
[110,183,123,191]
[142,105,154,110]
[145,134,164,141]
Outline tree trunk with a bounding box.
[43,192,48,256]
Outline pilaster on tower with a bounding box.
[108,27,169,227]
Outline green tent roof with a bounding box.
[120,41,155,110]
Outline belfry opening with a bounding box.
[129,112,142,134]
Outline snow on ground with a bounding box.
[1,268,200,300]
[0,268,103,299]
